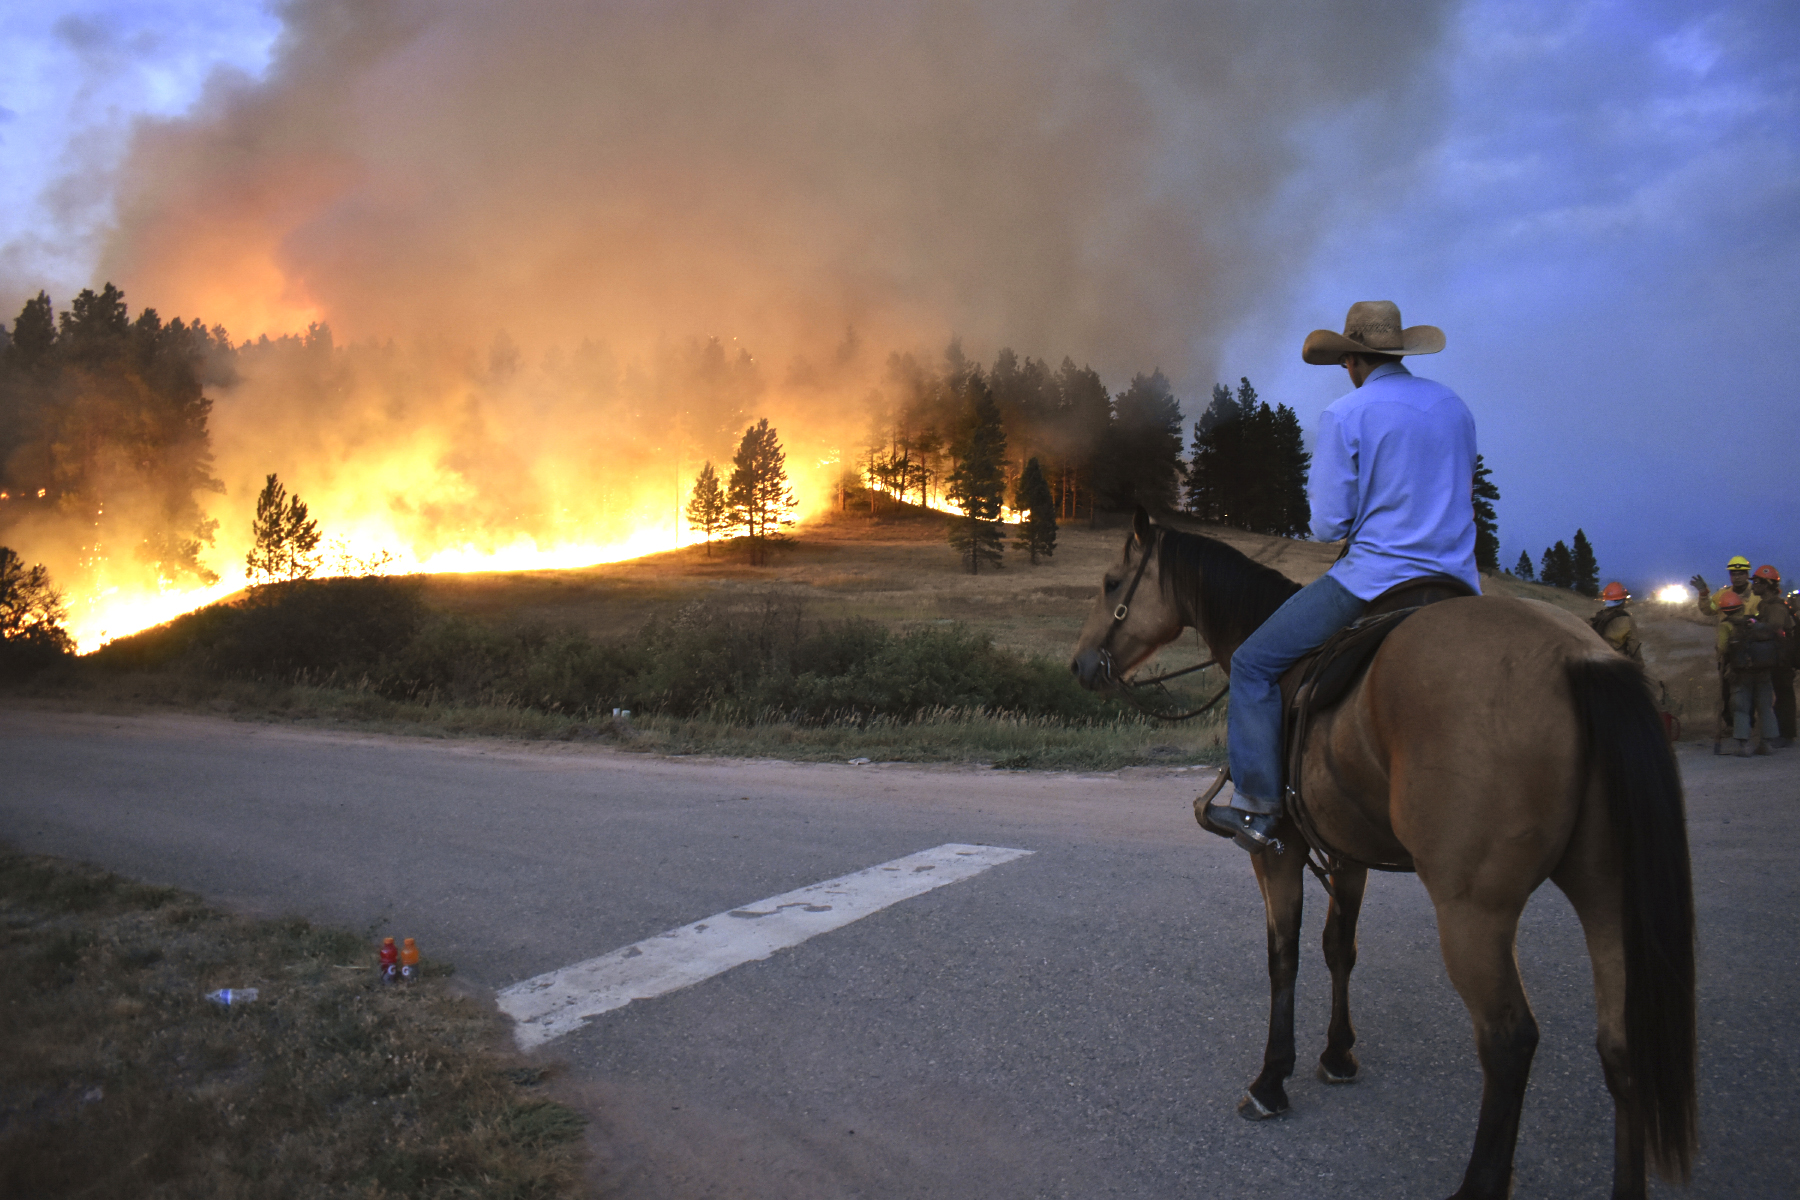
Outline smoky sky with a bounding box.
[94,0,1452,387]
[7,0,1796,607]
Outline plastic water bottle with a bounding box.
[206,988,259,1005]
[400,937,419,982]
[379,936,399,984]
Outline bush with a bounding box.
[93,587,1117,726]
[96,577,425,676]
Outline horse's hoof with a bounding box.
[1237,1090,1287,1120]
[1316,1060,1358,1085]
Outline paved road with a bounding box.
[2,707,1794,1198]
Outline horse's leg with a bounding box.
[1241,841,1306,1119]
[1551,818,1644,1199]
[1317,863,1369,1084]
[1433,900,1540,1200]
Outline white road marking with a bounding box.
[496,842,1033,1050]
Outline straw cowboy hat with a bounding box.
[1301,300,1445,365]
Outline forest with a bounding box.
[0,285,1320,602]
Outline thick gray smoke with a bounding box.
[12,0,1454,648]
[100,0,1450,384]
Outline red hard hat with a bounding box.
[1718,589,1745,611]
[1600,582,1628,602]
[1754,564,1781,582]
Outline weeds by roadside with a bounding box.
[0,847,587,1198]
[13,576,1228,768]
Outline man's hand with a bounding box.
[1690,574,1709,596]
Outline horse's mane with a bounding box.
[1152,525,1301,648]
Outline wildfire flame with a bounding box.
[62,527,709,654]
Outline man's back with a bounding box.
[1309,362,1480,599]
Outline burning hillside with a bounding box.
[0,0,1448,650]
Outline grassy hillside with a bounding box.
[11,507,1723,758]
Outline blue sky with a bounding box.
[2,0,1796,593]
[0,2,280,287]
[1224,0,1800,589]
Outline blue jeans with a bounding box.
[1732,674,1776,743]
[1226,573,1365,813]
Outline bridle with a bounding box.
[1091,526,1230,722]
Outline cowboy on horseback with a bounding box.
[1205,300,1481,854]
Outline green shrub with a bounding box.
[94,587,1118,725]
[97,577,425,676]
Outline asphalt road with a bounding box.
[2,707,1793,1199]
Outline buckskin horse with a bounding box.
[1069,510,1695,1200]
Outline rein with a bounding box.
[1092,528,1231,722]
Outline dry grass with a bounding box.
[0,847,588,1199]
[20,511,1718,758]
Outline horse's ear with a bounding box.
[1132,506,1151,546]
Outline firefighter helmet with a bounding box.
[1726,555,1751,570]
[1600,582,1629,602]
[1753,564,1781,582]
[1718,589,1745,612]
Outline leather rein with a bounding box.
[1091,529,1230,722]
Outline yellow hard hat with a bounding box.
[1727,555,1751,570]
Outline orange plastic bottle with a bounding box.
[400,937,420,982]
[379,937,399,984]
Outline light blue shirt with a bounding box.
[1309,361,1481,600]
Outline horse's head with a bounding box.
[1070,508,1188,691]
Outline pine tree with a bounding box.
[685,460,729,556]
[1571,529,1599,597]
[0,546,74,660]
[1094,370,1184,513]
[1541,541,1575,590]
[1270,400,1312,537]
[1186,383,1240,522]
[726,418,797,566]
[1472,455,1501,574]
[1186,378,1308,535]
[1514,550,1535,581]
[245,473,322,583]
[946,379,1007,573]
[3,292,56,369]
[1013,456,1057,565]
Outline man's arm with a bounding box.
[1692,575,1714,616]
[1307,409,1358,543]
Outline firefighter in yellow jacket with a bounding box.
[1751,565,1796,746]
[1717,589,1782,755]
[1590,582,1643,664]
[1693,555,1760,617]
[1696,555,1759,747]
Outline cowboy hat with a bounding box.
[1301,300,1445,365]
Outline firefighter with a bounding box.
[1716,590,1780,756]
[1589,581,1643,664]
[1697,555,1760,750]
[1751,566,1796,746]
[1693,555,1759,617]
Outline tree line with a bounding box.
[5,283,1589,598]
[0,285,229,587]
[1510,530,1601,597]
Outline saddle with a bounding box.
[1196,574,1477,864]
[1277,574,1477,871]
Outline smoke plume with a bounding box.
[13,0,1453,645]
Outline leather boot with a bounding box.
[1737,739,1754,757]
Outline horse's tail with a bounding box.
[1567,656,1698,1181]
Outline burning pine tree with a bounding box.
[726,420,796,566]
[685,461,730,556]
[246,473,322,583]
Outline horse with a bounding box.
[1069,510,1696,1200]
